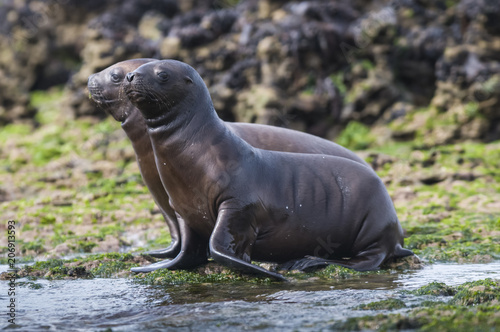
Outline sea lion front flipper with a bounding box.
[131,258,174,273]
[209,206,287,281]
[143,210,182,258]
[142,244,180,259]
[132,217,208,273]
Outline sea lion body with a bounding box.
[229,122,369,164]
[124,60,413,280]
[88,59,370,260]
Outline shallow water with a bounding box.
[1,261,499,331]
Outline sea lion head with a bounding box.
[124,59,211,120]
[87,58,158,122]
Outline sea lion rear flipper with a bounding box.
[277,256,346,272]
[277,257,329,271]
[209,206,287,281]
[280,247,388,272]
[393,244,414,258]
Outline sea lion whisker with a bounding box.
[130,81,159,103]
[118,83,127,100]
[151,90,171,110]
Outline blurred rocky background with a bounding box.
[1,0,499,143]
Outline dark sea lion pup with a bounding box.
[124,60,413,280]
[87,58,182,259]
[87,59,373,261]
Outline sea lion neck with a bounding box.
[146,98,228,153]
[144,92,252,208]
[144,88,219,137]
[121,106,149,144]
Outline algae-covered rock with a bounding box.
[1,0,500,141]
[0,253,151,280]
[335,278,500,332]
[451,279,500,306]
[357,298,407,310]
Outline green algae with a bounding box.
[0,123,33,141]
[335,121,376,150]
[387,104,489,148]
[0,88,154,258]
[314,264,365,279]
[8,253,141,279]
[335,304,500,332]
[30,258,66,271]
[133,267,273,285]
[21,239,45,254]
[336,301,500,332]
[451,279,500,306]
[403,211,500,263]
[357,298,407,310]
[2,89,499,266]
[409,282,456,296]
[143,228,172,247]
[17,281,43,289]
[74,240,98,253]
[330,72,347,96]
[131,260,367,285]
[364,140,500,264]
[0,87,499,331]
[90,254,138,278]
[279,263,367,281]
[340,279,500,331]
[414,304,500,332]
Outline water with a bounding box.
[1,261,499,331]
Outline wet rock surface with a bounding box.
[0,0,498,141]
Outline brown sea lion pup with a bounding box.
[124,59,413,280]
[87,59,373,260]
[88,58,182,259]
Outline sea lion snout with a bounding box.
[87,73,96,85]
[126,72,135,82]
[87,73,100,90]
[87,74,105,101]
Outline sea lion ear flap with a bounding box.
[184,76,194,84]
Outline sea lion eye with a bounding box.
[110,73,122,83]
[157,71,169,81]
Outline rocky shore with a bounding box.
[1,0,499,141]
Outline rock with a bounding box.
[384,254,424,270]
[234,85,282,124]
[1,0,499,141]
[160,36,182,58]
[419,171,449,185]
[51,243,71,255]
[91,235,121,253]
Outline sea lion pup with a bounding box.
[124,60,413,280]
[88,59,373,260]
[88,58,181,259]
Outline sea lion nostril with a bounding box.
[126,72,135,82]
